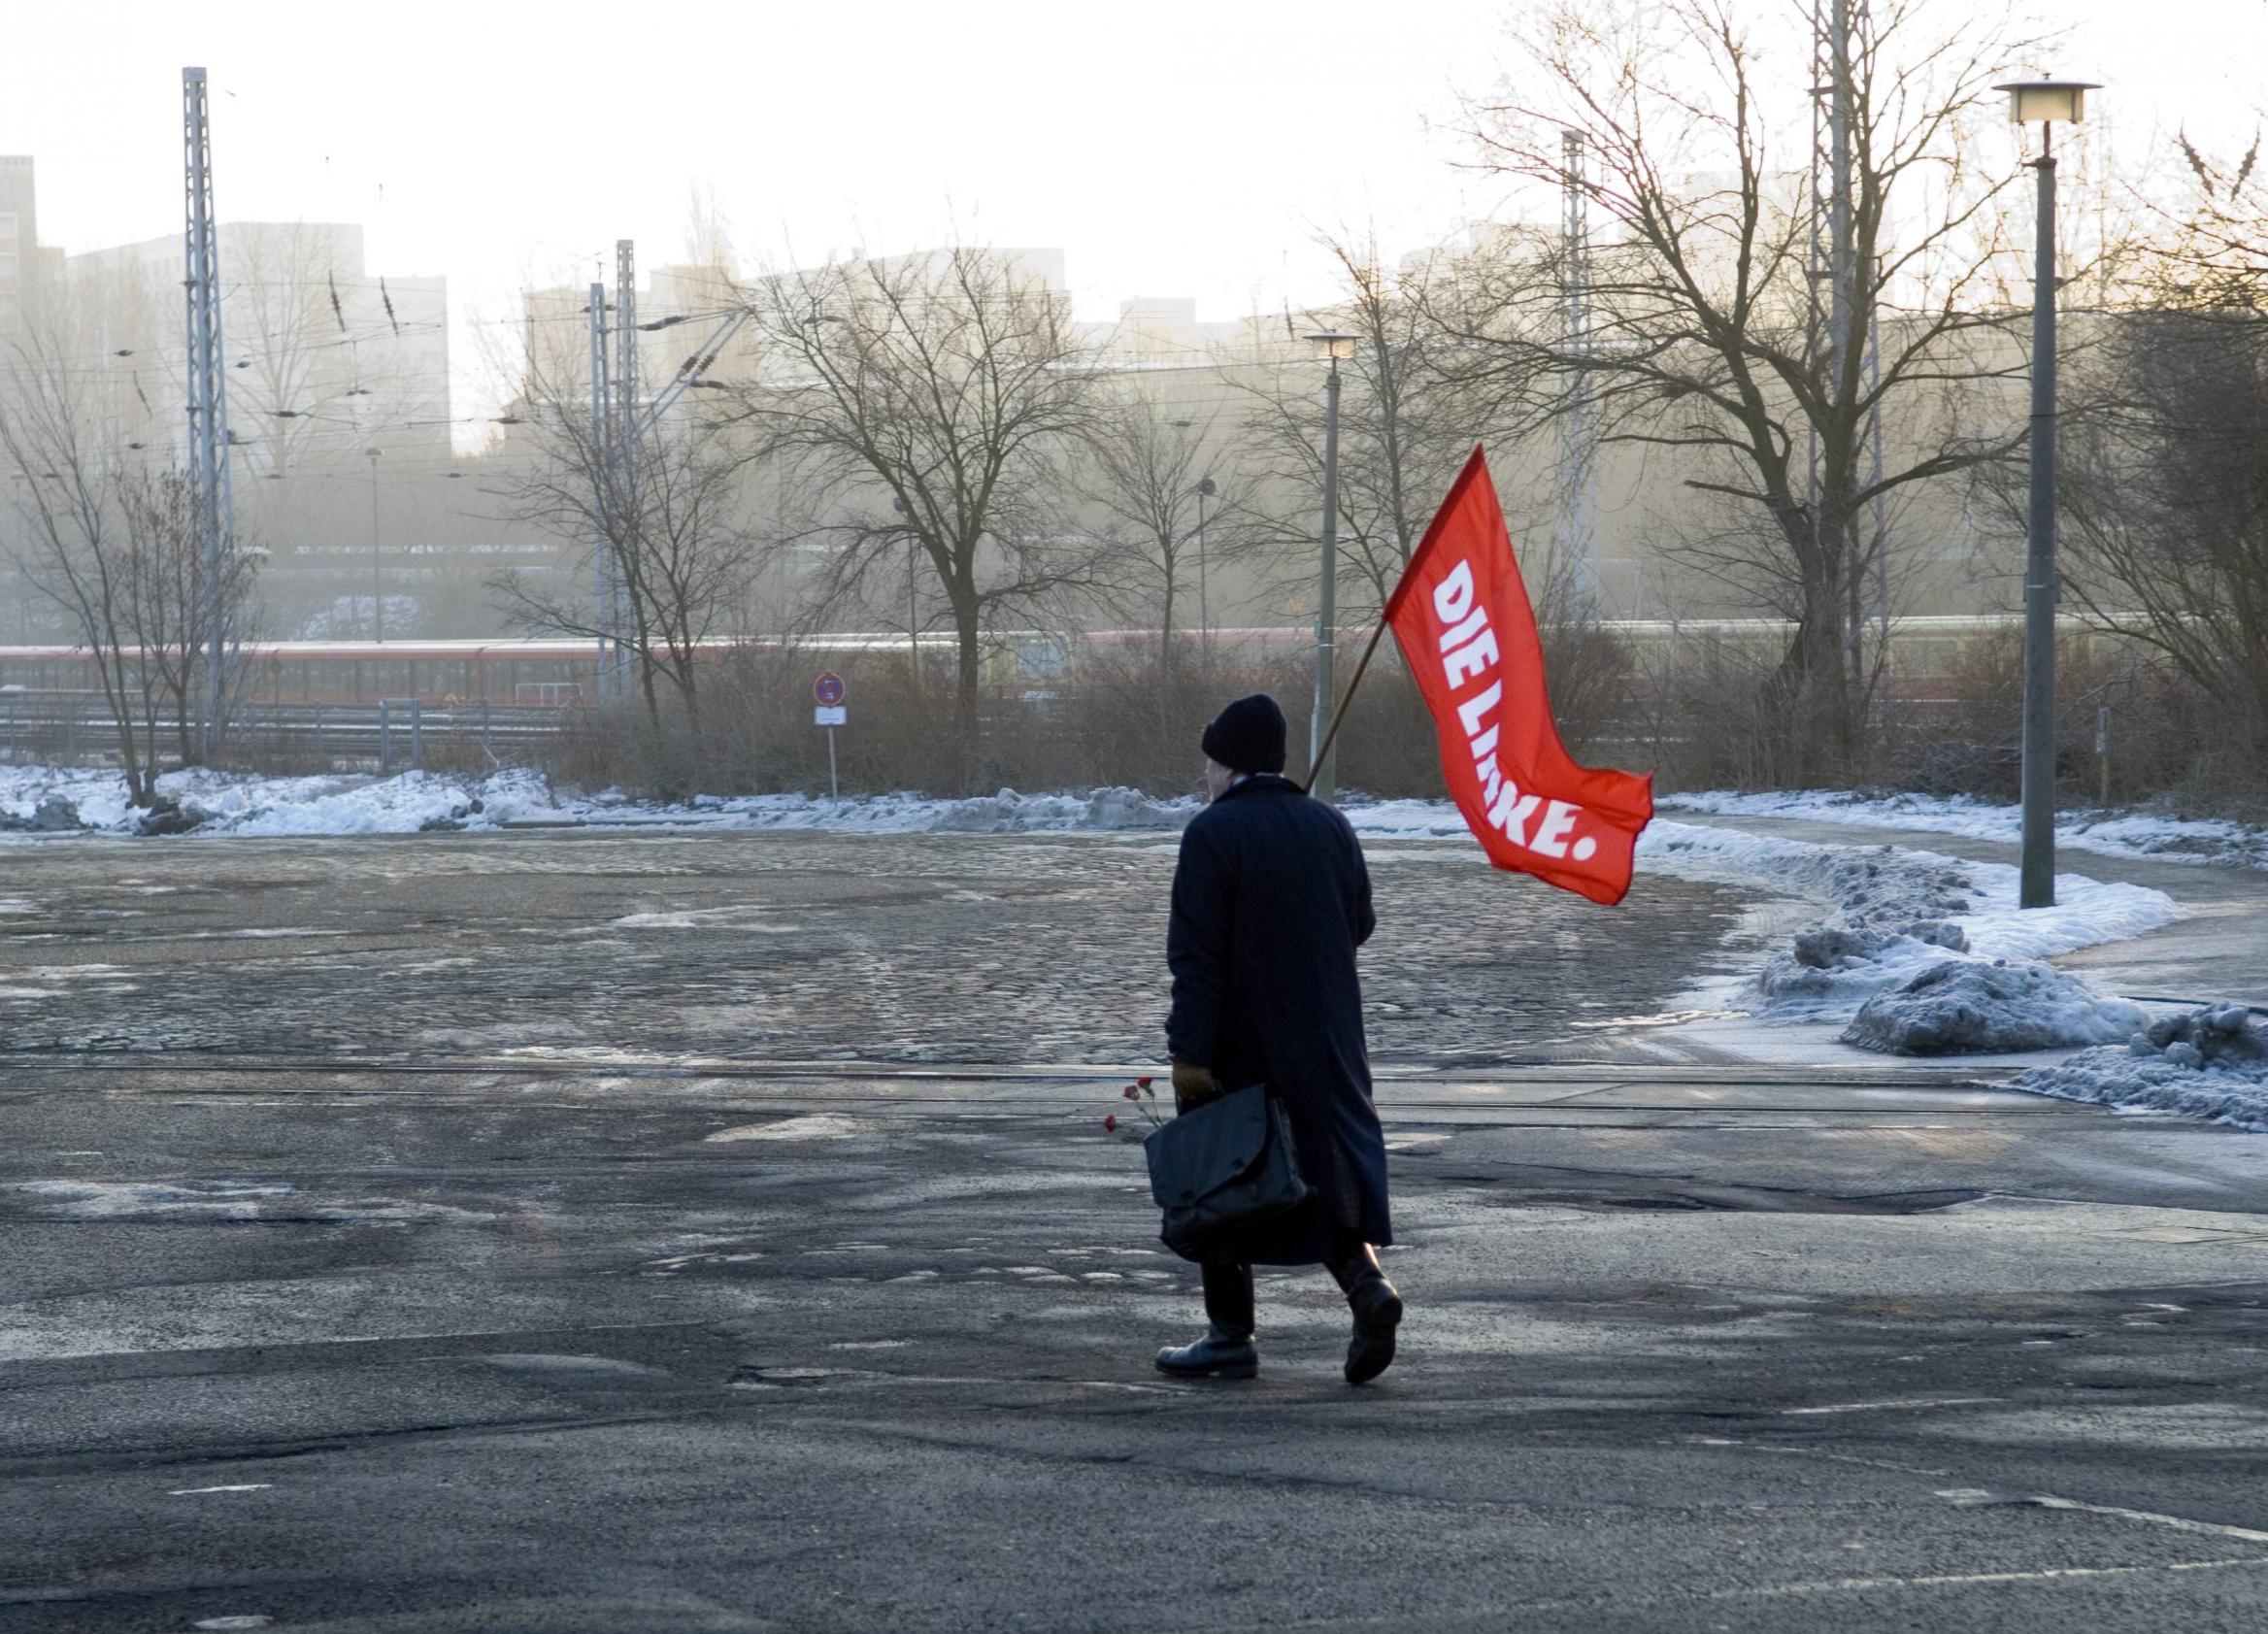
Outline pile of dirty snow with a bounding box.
[1633,818,2177,1045]
[1842,959,2145,1054]
[2007,1006,2268,1131]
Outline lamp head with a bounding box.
[1995,79,2100,126]
[1305,331,1358,362]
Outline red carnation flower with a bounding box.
[1137,1076,1153,1088]
[1122,1084,1141,1099]
[1103,1114,1118,1133]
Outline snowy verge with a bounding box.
[1636,819,2176,1027]
[0,766,1202,840]
[1659,787,2268,873]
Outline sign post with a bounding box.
[813,673,848,800]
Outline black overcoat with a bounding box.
[1164,773,1390,1264]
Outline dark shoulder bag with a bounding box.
[1142,1084,1314,1261]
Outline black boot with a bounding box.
[1329,1242,1402,1385]
[1155,1262,1257,1380]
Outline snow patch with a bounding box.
[610,908,798,932]
[1633,817,2177,1041]
[1660,787,2268,873]
[704,1115,866,1142]
[12,1180,294,1219]
[0,766,1203,841]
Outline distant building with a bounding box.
[1093,295,1257,369]
[62,221,453,472]
[0,155,61,340]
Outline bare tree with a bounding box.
[1235,239,1494,622]
[1447,0,2041,774]
[2040,138,2268,768]
[0,332,255,798]
[730,247,1105,771]
[0,332,156,801]
[487,367,761,730]
[117,467,261,765]
[1077,396,1250,681]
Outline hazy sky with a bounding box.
[3,0,2260,429]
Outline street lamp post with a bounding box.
[1996,77,2099,910]
[365,447,384,644]
[1305,331,1356,802]
[893,494,918,689]
[1195,475,1217,657]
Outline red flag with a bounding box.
[1384,448,1653,905]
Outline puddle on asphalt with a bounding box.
[730,1365,844,1388]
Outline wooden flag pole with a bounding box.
[1303,611,1395,798]
[1302,450,1466,797]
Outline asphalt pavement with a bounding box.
[1,828,2264,1632]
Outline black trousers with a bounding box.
[1202,1229,1379,1337]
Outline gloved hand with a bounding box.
[1171,1057,1223,1113]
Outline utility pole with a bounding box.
[1866,255,1888,669]
[612,239,639,702]
[1304,331,1355,802]
[182,67,236,761]
[1802,3,1872,725]
[1555,128,1599,617]
[576,242,750,711]
[1826,0,1862,693]
[587,280,612,704]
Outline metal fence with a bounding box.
[0,691,568,773]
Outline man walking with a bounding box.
[1155,693,1402,1384]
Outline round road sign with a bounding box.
[813,672,847,707]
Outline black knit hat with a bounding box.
[1200,693,1288,775]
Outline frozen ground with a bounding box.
[1662,787,2268,872]
[0,821,1751,1066]
[3,763,2239,1119]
